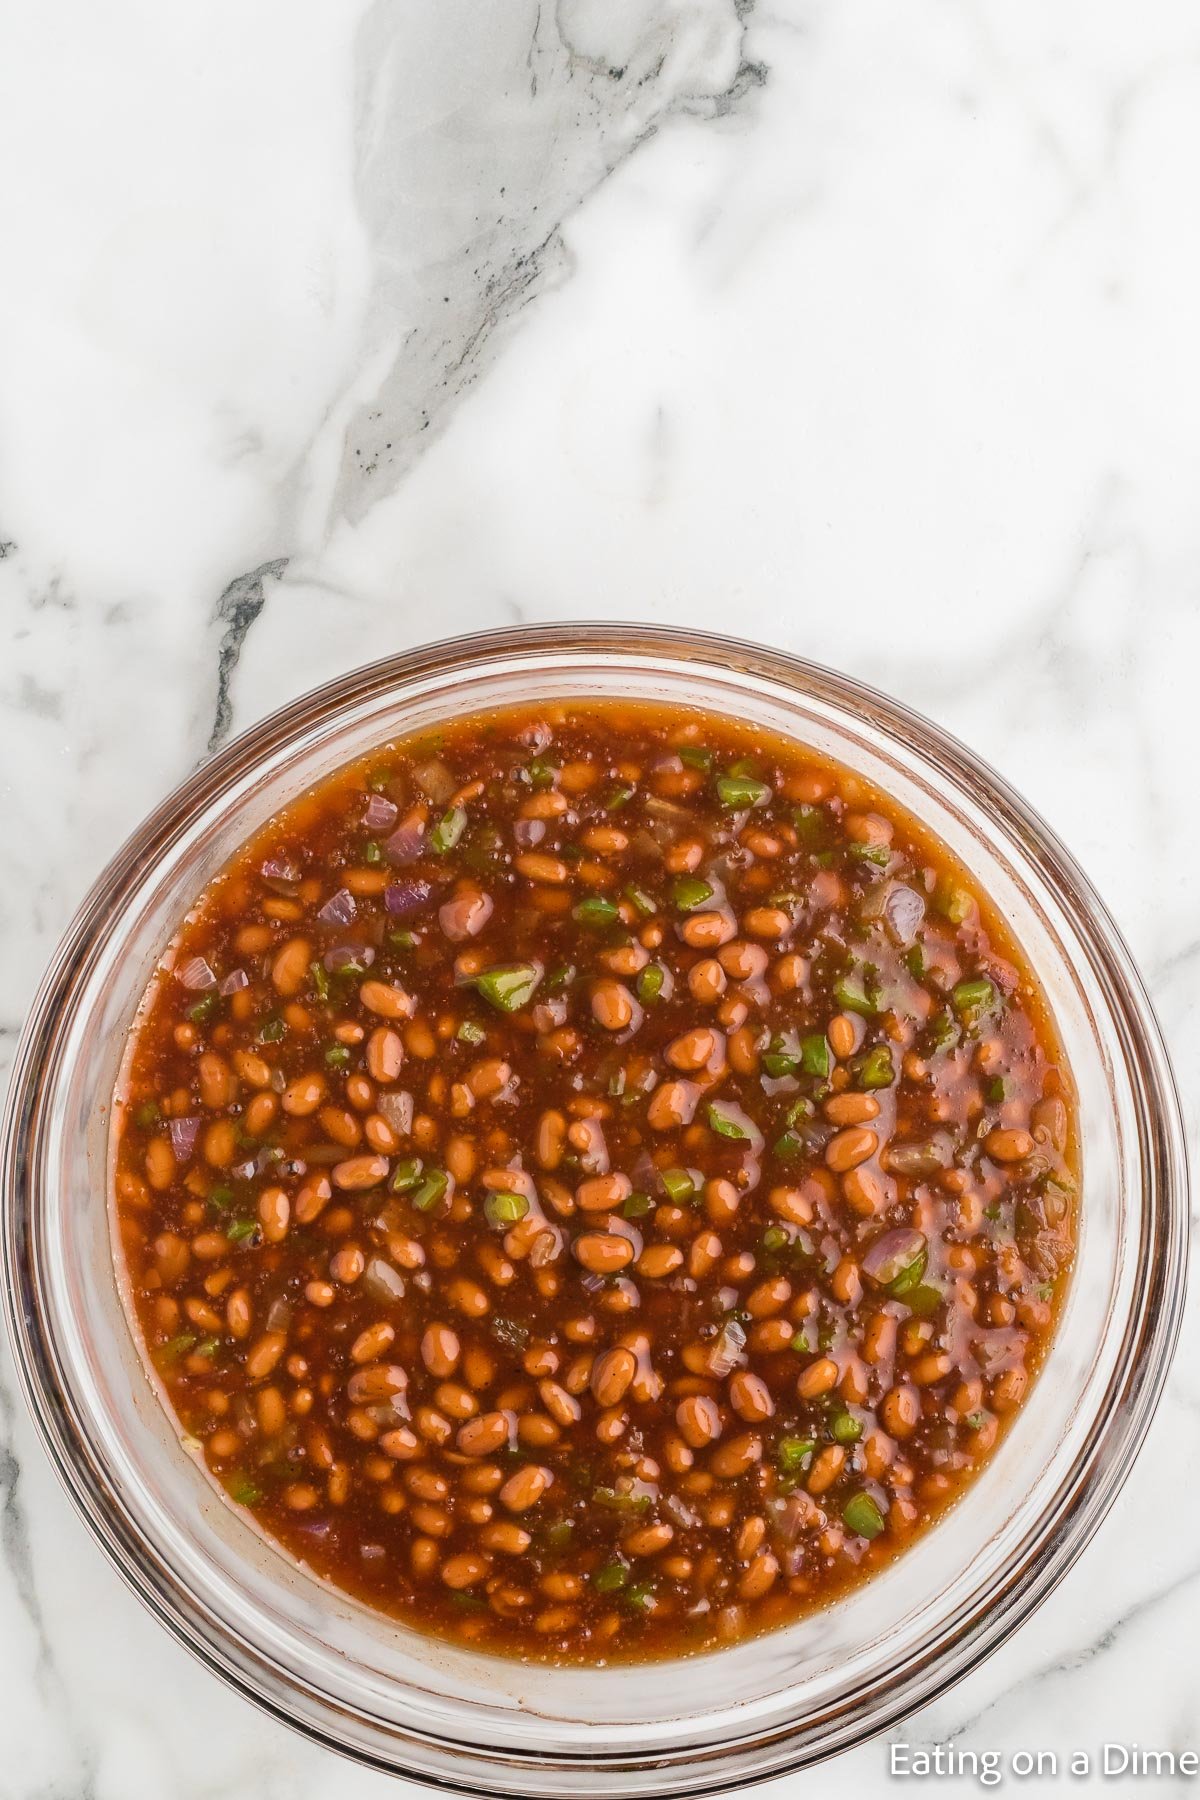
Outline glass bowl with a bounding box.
[2,624,1188,1796]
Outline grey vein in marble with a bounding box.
[208,559,290,753]
[333,0,760,522]
[0,1356,100,1799]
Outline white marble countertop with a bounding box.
[1,3,1197,1795]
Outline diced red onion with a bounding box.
[643,794,689,844]
[439,889,493,940]
[262,854,299,880]
[363,792,398,832]
[218,967,250,996]
[265,1295,292,1332]
[384,878,432,917]
[231,1158,258,1181]
[412,758,456,804]
[363,1257,407,1304]
[513,817,545,848]
[662,1492,701,1530]
[260,855,301,891]
[318,887,357,926]
[323,944,375,973]
[177,956,216,992]
[862,1228,928,1288]
[167,1116,201,1160]
[884,884,926,947]
[766,1495,809,1545]
[378,1090,414,1136]
[883,1136,951,1177]
[384,822,426,864]
[708,1317,747,1378]
[974,1326,1027,1376]
[371,1390,412,1426]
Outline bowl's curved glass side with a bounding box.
[1,626,1189,1798]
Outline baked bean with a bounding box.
[577,1172,630,1212]
[260,1188,291,1245]
[421,1324,460,1378]
[457,1412,511,1457]
[590,1347,637,1407]
[676,1395,722,1447]
[806,1445,846,1495]
[745,1275,791,1317]
[347,1364,408,1404]
[880,1385,920,1438]
[708,1433,762,1479]
[244,1092,277,1137]
[825,1128,878,1173]
[360,980,416,1021]
[797,1357,839,1400]
[539,1379,582,1427]
[911,1351,954,1386]
[729,1371,775,1422]
[623,1522,673,1556]
[687,958,727,1003]
[498,1465,553,1512]
[738,1551,779,1600]
[480,1521,531,1554]
[985,1128,1034,1163]
[824,1092,880,1126]
[245,1331,287,1381]
[281,1072,325,1116]
[768,1185,812,1226]
[679,910,736,949]
[198,1052,235,1110]
[636,1243,684,1278]
[736,1515,766,1559]
[743,907,791,940]
[366,1027,404,1084]
[332,1154,389,1191]
[573,1234,634,1275]
[271,937,311,997]
[226,1288,252,1338]
[647,1080,699,1130]
[591,979,638,1032]
[515,852,570,885]
[351,1321,396,1364]
[666,1028,720,1071]
[447,1277,490,1318]
[718,941,768,981]
[749,1318,797,1355]
[842,1164,886,1216]
[329,1244,365,1283]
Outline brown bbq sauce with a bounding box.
[113,702,1077,1662]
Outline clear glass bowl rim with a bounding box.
[1,622,1189,1795]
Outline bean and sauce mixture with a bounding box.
[113,703,1077,1661]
